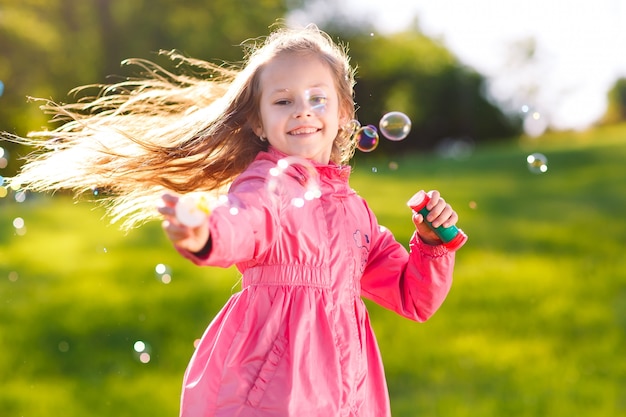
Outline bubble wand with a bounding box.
[175,194,212,227]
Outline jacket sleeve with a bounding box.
[176,167,280,269]
[359,207,456,323]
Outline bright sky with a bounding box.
[289,0,626,132]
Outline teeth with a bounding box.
[290,127,318,135]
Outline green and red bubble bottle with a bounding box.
[408,191,468,250]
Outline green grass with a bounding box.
[1,124,625,416]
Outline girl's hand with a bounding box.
[411,190,459,246]
[158,193,210,253]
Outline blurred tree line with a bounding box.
[602,77,626,124]
[0,0,562,175]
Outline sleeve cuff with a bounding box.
[191,235,213,258]
[411,232,449,258]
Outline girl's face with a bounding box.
[254,53,344,164]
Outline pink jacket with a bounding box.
[178,148,455,417]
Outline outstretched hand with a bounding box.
[158,193,211,253]
[410,190,459,246]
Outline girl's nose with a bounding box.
[293,97,314,118]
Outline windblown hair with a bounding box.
[5,24,357,229]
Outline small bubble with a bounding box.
[58,341,70,352]
[0,186,7,198]
[13,217,25,229]
[175,194,212,227]
[345,119,361,136]
[388,161,399,171]
[155,263,172,284]
[0,157,7,169]
[133,340,152,364]
[469,201,478,210]
[527,153,548,174]
[8,271,19,282]
[436,136,475,160]
[355,125,379,152]
[0,80,4,97]
[267,156,322,207]
[15,190,27,203]
[9,180,21,191]
[371,167,378,173]
[523,111,548,137]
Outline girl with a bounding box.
[7,25,461,417]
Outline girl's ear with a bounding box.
[339,111,352,131]
[253,123,264,138]
[338,102,353,127]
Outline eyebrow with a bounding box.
[267,83,331,95]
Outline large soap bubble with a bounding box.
[379,111,411,141]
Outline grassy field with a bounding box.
[1,124,625,416]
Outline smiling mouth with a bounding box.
[288,127,320,136]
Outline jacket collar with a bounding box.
[253,147,354,197]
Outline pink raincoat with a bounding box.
[177,148,455,417]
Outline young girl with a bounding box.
[7,25,461,417]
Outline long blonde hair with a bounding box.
[4,24,357,229]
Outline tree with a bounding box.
[339,29,519,154]
[0,0,288,174]
[602,77,626,124]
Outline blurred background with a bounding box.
[2,0,626,162]
[1,1,625,416]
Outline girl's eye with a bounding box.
[274,99,291,106]
[308,95,328,106]
[305,88,328,111]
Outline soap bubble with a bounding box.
[523,111,548,137]
[175,193,212,227]
[13,217,26,235]
[355,125,379,152]
[0,146,7,169]
[15,190,27,203]
[133,340,152,364]
[436,136,475,160]
[58,341,70,353]
[527,153,548,174]
[379,111,411,141]
[154,263,172,284]
[267,156,322,208]
[305,88,328,114]
[0,80,4,97]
